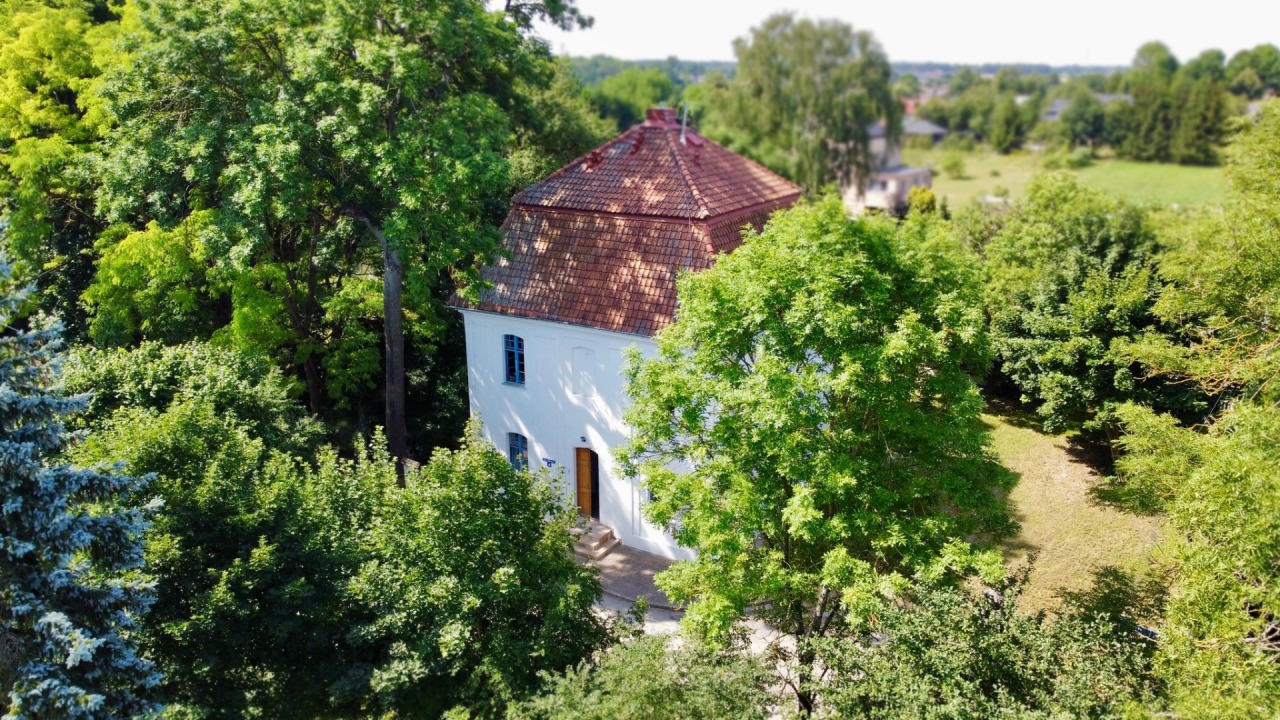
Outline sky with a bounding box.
[535,0,1280,68]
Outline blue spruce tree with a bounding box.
[0,260,160,718]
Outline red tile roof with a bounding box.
[455,108,802,336]
[514,108,801,220]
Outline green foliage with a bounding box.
[1060,88,1105,147]
[1226,44,1280,98]
[0,260,159,718]
[1110,101,1280,718]
[587,67,676,131]
[621,196,1013,708]
[513,635,774,720]
[940,151,966,179]
[82,212,223,347]
[989,95,1022,154]
[64,341,321,453]
[0,1,119,338]
[69,354,606,719]
[817,573,1157,719]
[691,13,899,190]
[345,429,609,717]
[905,185,938,215]
[93,0,601,450]
[984,174,1202,436]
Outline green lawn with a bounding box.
[902,147,1227,208]
[983,413,1167,613]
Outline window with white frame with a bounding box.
[507,432,528,470]
[503,334,525,385]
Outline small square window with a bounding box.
[507,432,528,470]
[504,334,525,385]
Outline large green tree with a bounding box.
[93,0,596,465]
[694,13,899,190]
[620,197,1013,713]
[0,0,119,339]
[587,67,676,131]
[983,174,1203,439]
[1113,101,1280,718]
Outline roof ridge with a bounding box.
[662,128,711,220]
[512,124,638,204]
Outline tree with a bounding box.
[983,174,1202,438]
[588,67,676,131]
[697,13,900,190]
[1131,41,1179,85]
[1169,78,1227,166]
[68,343,607,718]
[1226,44,1280,98]
[893,72,920,101]
[0,261,158,718]
[514,635,774,720]
[1177,49,1226,84]
[96,0,593,468]
[336,426,610,718]
[1060,89,1105,148]
[818,573,1158,719]
[989,95,1022,154]
[620,197,1014,712]
[1110,104,1280,715]
[0,1,119,340]
[1122,80,1174,162]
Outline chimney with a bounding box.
[643,107,680,127]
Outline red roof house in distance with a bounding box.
[452,107,801,560]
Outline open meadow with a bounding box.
[903,147,1228,208]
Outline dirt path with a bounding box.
[985,414,1166,612]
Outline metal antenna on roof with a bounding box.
[679,102,688,146]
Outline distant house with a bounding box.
[450,108,801,560]
[1040,93,1132,122]
[843,124,932,215]
[903,115,947,144]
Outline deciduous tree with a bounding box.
[621,197,1013,713]
[695,14,899,190]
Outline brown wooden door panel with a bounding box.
[576,448,592,518]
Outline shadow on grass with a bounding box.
[1058,565,1170,629]
[1086,478,1165,516]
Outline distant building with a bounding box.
[1040,93,1132,122]
[903,115,947,144]
[842,124,932,216]
[450,108,801,560]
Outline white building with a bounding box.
[451,108,801,559]
[843,124,933,216]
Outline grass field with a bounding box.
[983,413,1167,613]
[902,147,1227,208]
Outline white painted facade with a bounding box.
[458,308,694,560]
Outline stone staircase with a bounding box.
[572,520,620,561]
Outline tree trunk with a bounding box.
[360,217,410,485]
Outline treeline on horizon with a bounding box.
[571,39,1278,166]
[2,2,1279,719]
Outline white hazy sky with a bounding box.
[535,0,1280,67]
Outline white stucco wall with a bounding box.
[457,308,694,560]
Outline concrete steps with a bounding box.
[572,520,620,561]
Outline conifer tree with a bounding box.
[0,260,158,718]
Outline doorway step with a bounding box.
[572,520,620,561]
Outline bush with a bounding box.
[818,573,1158,719]
[1043,147,1094,170]
[941,152,967,179]
[513,635,774,720]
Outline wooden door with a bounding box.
[575,448,599,519]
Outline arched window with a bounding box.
[507,432,528,470]
[503,334,525,385]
